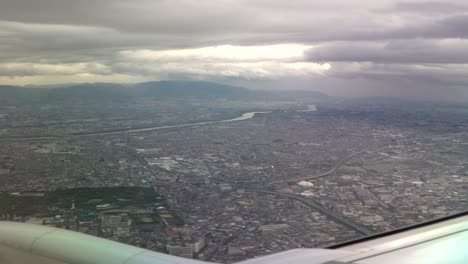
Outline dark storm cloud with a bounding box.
[390,14,468,40]
[0,0,452,48]
[0,0,271,36]
[391,1,468,13]
[306,39,468,64]
[1,0,467,52]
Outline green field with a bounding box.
[0,187,161,216]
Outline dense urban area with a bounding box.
[1,82,468,262]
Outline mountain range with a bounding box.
[0,80,328,105]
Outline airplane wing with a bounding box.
[0,221,206,264]
[1,210,467,264]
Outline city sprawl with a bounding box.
[1,84,467,262]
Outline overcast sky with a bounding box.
[1,0,468,99]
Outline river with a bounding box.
[0,104,316,140]
[97,111,273,136]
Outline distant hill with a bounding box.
[0,80,328,105]
[135,81,248,99]
[250,89,329,101]
[0,85,45,105]
[43,83,132,103]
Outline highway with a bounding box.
[212,148,375,236]
[217,148,375,236]
[266,148,369,186]
[243,188,372,236]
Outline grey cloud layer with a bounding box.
[2,0,467,44]
[307,39,468,64]
[0,0,468,98]
[390,1,468,13]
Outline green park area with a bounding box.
[0,187,161,216]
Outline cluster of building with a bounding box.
[1,100,468,262]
